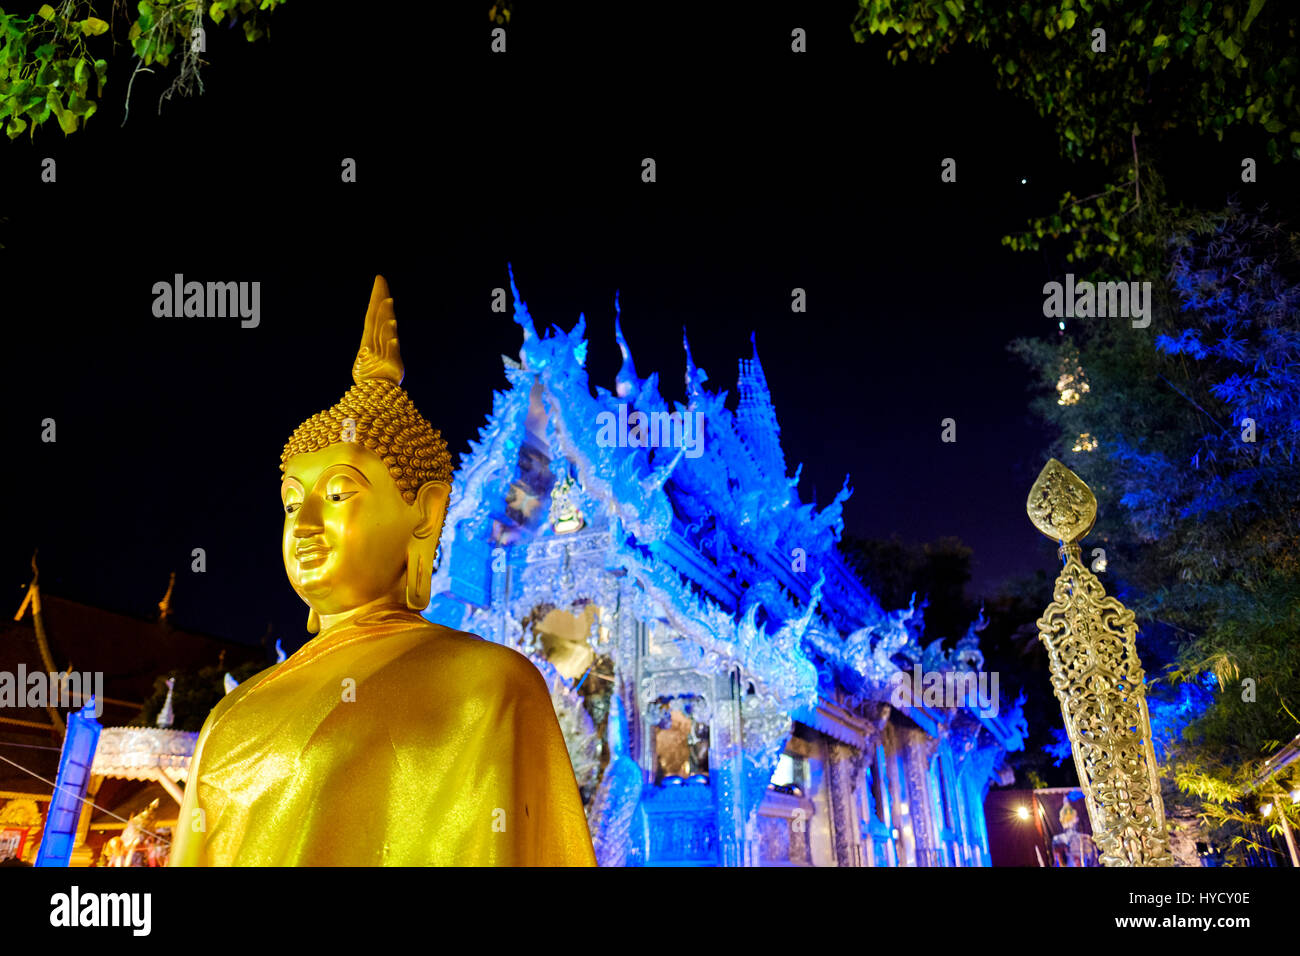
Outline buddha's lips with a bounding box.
[295,546,330,563]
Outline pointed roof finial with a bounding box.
[614,297,640,399]
[13,550,40,622]
[156,677,175,728]
[683,327,708,398]
[737,330,785,479]
[507,262,537,344]
[157,572,176,624]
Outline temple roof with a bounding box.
[427,271,1023,745]
[0,591,261,794]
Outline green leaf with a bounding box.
[82,16,109,36]
[36,4,55,20]
[1243,0,1266,32]
[6,115,26,138]
[1218,35,1240,60]
[46,90,75,133]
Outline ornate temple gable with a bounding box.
[428,357,535,605]
[417,273,1027,865]
[431,271,1012,730]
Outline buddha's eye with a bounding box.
[326,491,357,503]
[284,502,301,515]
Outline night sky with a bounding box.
[2,4,1271,651]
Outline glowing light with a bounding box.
[1056,370,1091,406]
[1261,802,1273,817]
[1016,805,1030,820]
[1291,789,1300,804]
[1072,432,1098,452]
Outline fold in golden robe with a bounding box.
[170,607,595,865]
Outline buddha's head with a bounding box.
[279,277,453,632]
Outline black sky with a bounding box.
[2,3,1279,650]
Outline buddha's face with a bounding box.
[280,442,439,617]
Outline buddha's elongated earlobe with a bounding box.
[307,608,321,634]
[405,546,432,611]
[405,480,449,611]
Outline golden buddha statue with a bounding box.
[170,277,595,866]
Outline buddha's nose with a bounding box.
[293,496,325,535]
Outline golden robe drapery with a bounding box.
[169,607,595,866]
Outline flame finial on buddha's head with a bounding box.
[280,275,452,504]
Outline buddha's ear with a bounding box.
[412,480,450,541]
[406,481,450,612]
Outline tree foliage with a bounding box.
[854,0,1298,163]
[0,0,284,140]
[853,0,1300,279]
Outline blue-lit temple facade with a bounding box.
[422,271,1027,866]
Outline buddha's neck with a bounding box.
[316,587,412,633]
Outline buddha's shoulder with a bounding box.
[390,622,547,693]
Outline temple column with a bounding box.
[902,730,942,866]
[715,666,745,867]
[826,741,865,866]
[867,740,899,866]
[961,769,991,866]
[941,743,972,868]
